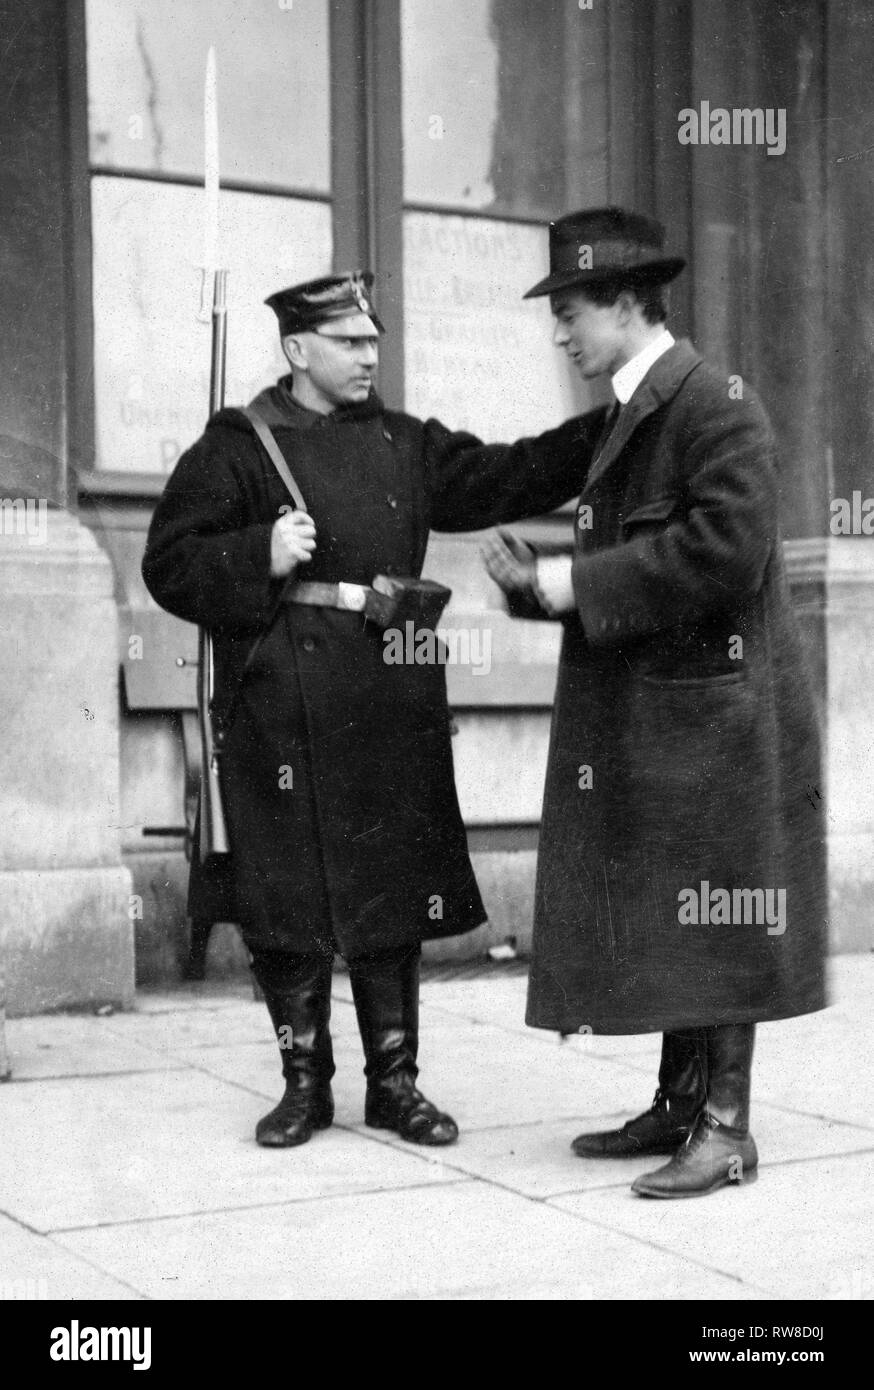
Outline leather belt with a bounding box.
[284,580,373,613]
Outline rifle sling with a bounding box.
[243,403,308,510]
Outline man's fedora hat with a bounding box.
[266,271,385,336]
[523,207,685,299]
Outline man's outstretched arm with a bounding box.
[423,407,607,532]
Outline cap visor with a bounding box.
[312,311,384,336]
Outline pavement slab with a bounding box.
[1,954,870,1300]
[53,1181,760,1302]
[169,1021,649,1133]
[0,1069,462,1232]
[167,1037,372,1125]
[2,1013,188,1083]
[407,1105,874,1200]
[550,1150,874,1301]
[391,1024,651,1131]
[0,1214,143,1301]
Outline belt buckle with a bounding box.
[337,582,367,612]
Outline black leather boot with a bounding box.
[250,951,336,1148]
[572,1029,706,1158]
[632,1024,757,1197]
[348,948,458,1146]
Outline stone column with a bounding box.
[0,2,134,1013]
[0,508,134,1014]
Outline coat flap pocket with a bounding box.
[622,497,678,530]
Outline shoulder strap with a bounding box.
[242,404,308,512]
[212,406,307,742]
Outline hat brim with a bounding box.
[283,310,385,337]
[523,257,686,300]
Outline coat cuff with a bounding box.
[572,549,656,646]
[203,521,277,631]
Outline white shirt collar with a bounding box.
[611,329,675,405]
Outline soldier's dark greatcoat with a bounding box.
[524,340,828,1035]
[142,377,593,959]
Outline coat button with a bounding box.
[302,637,316,653]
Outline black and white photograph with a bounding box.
[0,0,870,1326]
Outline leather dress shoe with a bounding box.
[572,1088,700,1158]
[572,1029,706,1158]
[631,1110,758,1198]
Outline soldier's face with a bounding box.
[291,327,380,408]
[551,290,627,379]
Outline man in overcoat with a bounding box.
[142,272,596,1149]
[484,207,827,1198]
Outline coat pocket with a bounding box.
[624,670,767,862]
[639,671,747,689]
[621,496,678,535]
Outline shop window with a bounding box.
[91,179,331,473]
[403,211,581,440]
[87,0,330,191]
[401,0,608,438]
[85,0,332,472]
[402,0,607,217]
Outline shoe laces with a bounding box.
[675,1112,719,1165]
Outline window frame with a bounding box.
[72,0,665,501]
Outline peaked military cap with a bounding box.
[524,207,685,299]
[265,271,385,335]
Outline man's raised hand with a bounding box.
[481,529,537,594]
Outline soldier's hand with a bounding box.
[270,511,317,578]
[481,529,536,593]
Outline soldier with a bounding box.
[142,271,598,1149]
[484,208,827,1198]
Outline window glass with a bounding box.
[403,211,590,441]
[91,178,332,471]
[86,0,330,191]
[401,0,608,216]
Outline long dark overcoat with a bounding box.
[525,339,828,1034]
[142,376,595,959]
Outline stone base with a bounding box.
[1,867,134,1017]
[127,847,538,981]
[825,834,874,954]
[822,539,874,955]
[422,850,537,964]
[787,538,874,956]
[126,850,249,984]
[0,505,134,1014]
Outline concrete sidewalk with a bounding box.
[1,956,872,1301]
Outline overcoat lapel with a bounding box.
[582,339,703,495]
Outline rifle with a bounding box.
[196,48,231,860]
